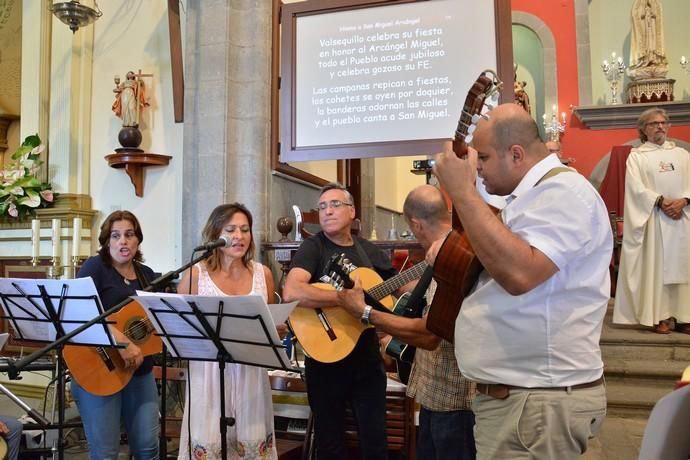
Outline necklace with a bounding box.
[115,265,135,286]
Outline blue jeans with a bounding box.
[71,371,159,460]
[417,407,476,460]
[0,415,22,460]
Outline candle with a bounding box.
[72,217,82,258]
[561,112,567,123]
[51,218,61,259]
[31,219,41,259]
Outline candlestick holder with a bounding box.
[681,56,690,75]
[601,52,626,105]
[45,256,82,279]
[48,257,63,280]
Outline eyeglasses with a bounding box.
[645,121,668,127]
[317,200,353,211]
[110,230,137,241]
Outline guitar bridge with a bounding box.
[96,347,116,371]
[315,308,337,341]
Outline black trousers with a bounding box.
[305,354,388,459]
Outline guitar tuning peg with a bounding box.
[467,124,476,134]
[464,134,473,144]
[471,114,482,124]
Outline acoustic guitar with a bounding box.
[426,70,503,343]
[63,300,162,396]
[289,255,427,363]
[382,265,434,383]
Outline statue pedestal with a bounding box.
[626,78,675,104]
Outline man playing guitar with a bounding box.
[283,182,410,459]
[338,184,477,460]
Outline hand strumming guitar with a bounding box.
[112,328,144,369]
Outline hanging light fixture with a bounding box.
[51,0,102,33]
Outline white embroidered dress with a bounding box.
[178,262,278,460]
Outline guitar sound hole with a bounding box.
[126,318,148,343]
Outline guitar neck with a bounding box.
[367,261,428,301]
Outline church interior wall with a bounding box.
[88,0,184,271]
[3,0,690,278]
[513,0,690,179]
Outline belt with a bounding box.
[476,376,604,400]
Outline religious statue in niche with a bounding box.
[112,70,152,151]
[513,64,531,114]
[628,0,668,80]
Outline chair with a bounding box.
[270,374,314,460]
[609,211,624,294]
[638,383,690,460]
[292,205,361,240]
[343,390,416,459]
[153,365,187,459]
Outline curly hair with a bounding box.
[97,210,144,265]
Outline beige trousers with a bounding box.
[472,384,606,459]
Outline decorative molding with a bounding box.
[511,11,558,112]
[572,101,690,130]
[105,152,172,197]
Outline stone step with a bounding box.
[599,304,689,417]
[604,379,675,418]
[604,358,687,381]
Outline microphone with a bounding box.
[193,236,230,252]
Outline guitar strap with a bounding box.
[316,232,373,271]
[499,166,574,222]
[133,261,151,290]
[535,166,573,186]
[352,237,373,269]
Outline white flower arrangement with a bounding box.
[0,134,56,220]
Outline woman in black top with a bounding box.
[71,210,159,460]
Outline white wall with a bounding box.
[88,0,185,272]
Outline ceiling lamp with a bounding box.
[51,0,102,33]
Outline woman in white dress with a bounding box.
[177,203,281,460]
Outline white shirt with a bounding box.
[455,154,613,387]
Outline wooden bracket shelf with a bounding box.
[105,151,172,197]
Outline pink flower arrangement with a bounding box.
[0,134,56,219]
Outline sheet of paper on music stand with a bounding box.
[0,332,8,351]
[136,292,294,369]
[134,292,218,360]
[0,277,114,346]
[268,301,298,324]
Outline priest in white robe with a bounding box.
[613,107,690,333]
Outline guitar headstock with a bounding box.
[322,253,356,291]
[453,70,503,157]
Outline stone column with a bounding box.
[182,0,272,255]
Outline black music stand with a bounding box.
[136,292,295,460]
[0,277,119,460]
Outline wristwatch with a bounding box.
[360,305,373,326]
